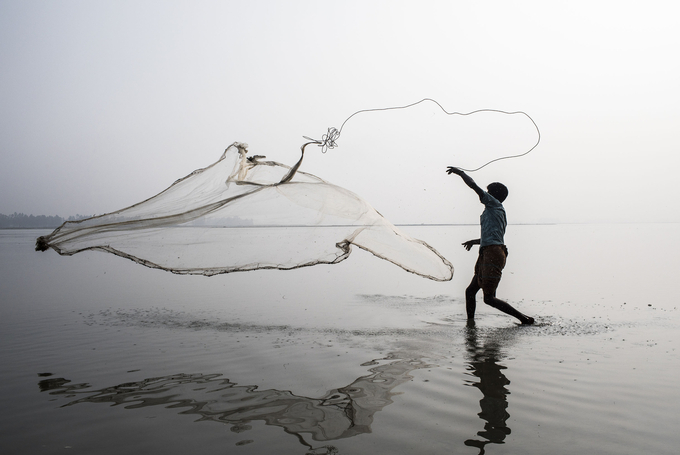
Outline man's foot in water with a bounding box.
[520,316,535,325]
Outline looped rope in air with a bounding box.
[303,127,340,153]
[304,98,541,172]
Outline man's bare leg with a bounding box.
[482,293,534,325]
[465,276,481,321]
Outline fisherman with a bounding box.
[446,166,534,325]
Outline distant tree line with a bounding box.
[0,212,93,228]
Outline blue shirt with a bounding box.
[479,191,507,247]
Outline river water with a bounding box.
[1,224,678,454]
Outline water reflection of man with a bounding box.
[463,323,512,454]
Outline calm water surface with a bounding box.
[1,225,678,454]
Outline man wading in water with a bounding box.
[446,166,534,325]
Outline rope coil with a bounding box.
[303,127,340,153]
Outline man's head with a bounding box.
[487,182,508,202]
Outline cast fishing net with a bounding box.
[36,142,454,281]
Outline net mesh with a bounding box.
[36,142,453,281]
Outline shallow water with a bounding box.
[1,225,679,454]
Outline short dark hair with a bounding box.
[487,182,508,202]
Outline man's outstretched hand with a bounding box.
[462,239,481,251]
[446,166,464,176]
[446,166,484,199]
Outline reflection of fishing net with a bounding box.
[40,355,428,444]
[36,142,453,281]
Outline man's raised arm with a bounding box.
[446,166,484,200]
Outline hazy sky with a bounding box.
[1,1,678,224]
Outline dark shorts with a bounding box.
[474,244,508,294]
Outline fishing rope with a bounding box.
[303,98,540,172]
